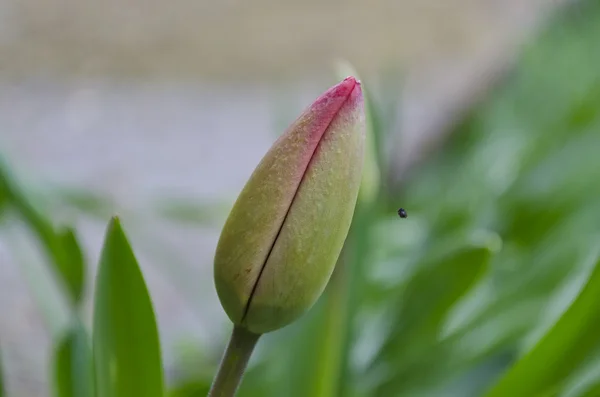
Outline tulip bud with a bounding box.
[335,60,381,205]
[214,77,365,334]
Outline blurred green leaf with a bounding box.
[263,279,348,397]
[372,245,491,393]
[53,322,94,397]
[0,157,86,306]
[154,198,229,226]
[51,187,115,219]
[56,227,86,305]
[92,217,164,397]
[167,340,215,397]
[557,345,600,397]
[0,172,8,221]
[6,232,71,336]
[335,207,382,397]
[578,381,600,397]
[382,246,491,352]
[485,254,600,397]
[168,380,211,397]
[237,361,276,397]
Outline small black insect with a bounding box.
[398,208,408,218]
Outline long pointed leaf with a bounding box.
[485,254,600,397]
[92,217,164,397]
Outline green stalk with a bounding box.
[208,326,261,397]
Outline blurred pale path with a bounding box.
[0,0,570,395]
[0,0,564,80]
[0,0,570,178]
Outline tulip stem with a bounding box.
[208,326,261,397]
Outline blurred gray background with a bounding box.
[0,0,569,395]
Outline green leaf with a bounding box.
[167,380,211,397]
[383,246,491,353]
[0,158,86,306]
[0,171,8,221]
[262,290,344,397]
[52,187,116,220]
[154,198,229,227]
[579,381,600,397]
[92,217,164,397]
[56,227,86,305]
[372,245,491,394]
[484,254,600,397]
[53,322,94,397]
